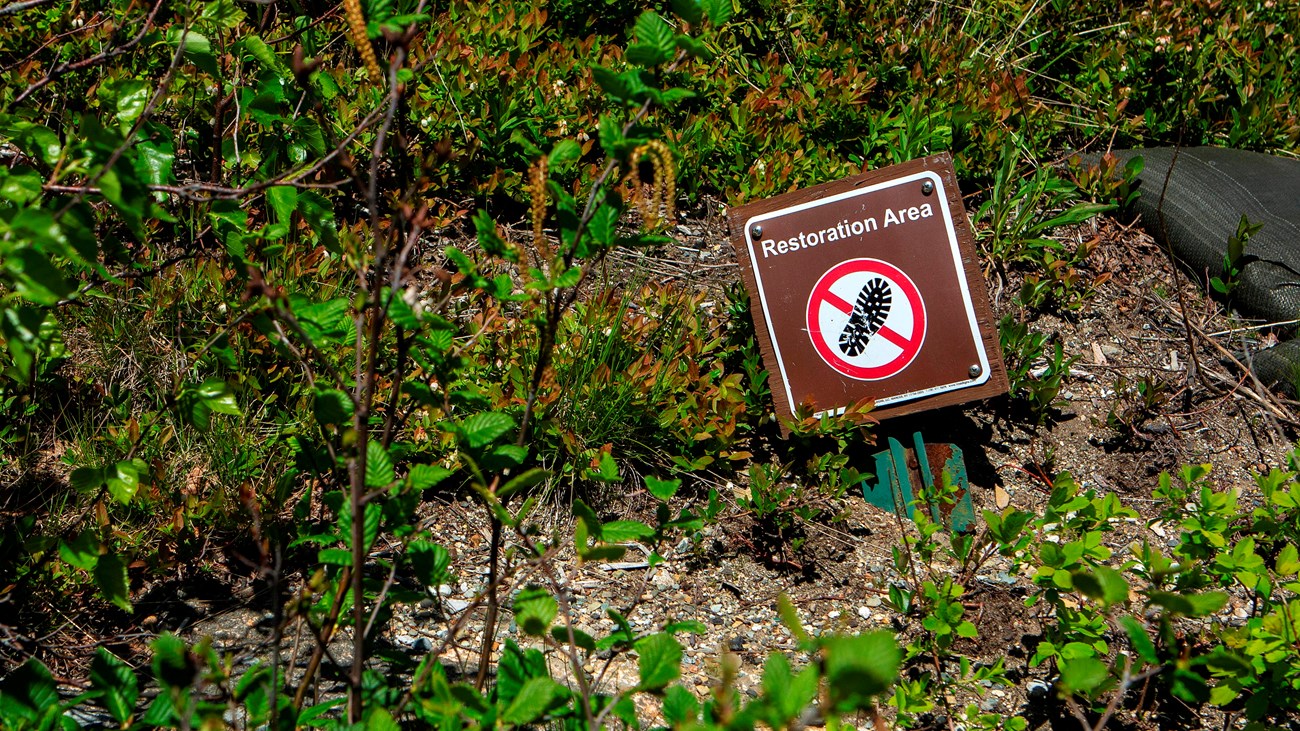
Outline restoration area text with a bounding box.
[758,202,935,258]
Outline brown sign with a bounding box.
[727,154,1007,422]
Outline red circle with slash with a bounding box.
[806,258,926,380]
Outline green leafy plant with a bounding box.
[1209,214,1263,297]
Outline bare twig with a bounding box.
[14,0,165,103]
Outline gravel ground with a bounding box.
[170,207,1300,729]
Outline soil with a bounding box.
[22,204,1300,729]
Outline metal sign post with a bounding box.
[728,154,1007,531]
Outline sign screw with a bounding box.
[750,224,763,238]
[921,181,934,196]
[968,364,981,378]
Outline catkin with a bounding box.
[343,0,382,82]
[629,140,675,229]
[529,157,549,257]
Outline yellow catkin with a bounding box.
[629,141,675,229]
[529,157,549,257]
[343,0,382,82]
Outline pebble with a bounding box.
[827,610,841,619]
[445,598,470,614]
[1027,680,1051,699]
[864,595,882,608]
[857,607,872,620]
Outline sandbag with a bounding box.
[1100,147,1300,391]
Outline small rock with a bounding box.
[1027,680,1051,699]
[857,607,872,620]
[864,595,882,608]
[651,570,678,590]
[828,610,841,619]
[445,598,470,614]
[729,637,745,652]
[412,637,433,653]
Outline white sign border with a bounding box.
[743,170,992,418]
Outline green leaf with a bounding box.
[318,547,353,566]
[1072,565,1129,607]
[585,451,619,482]
[823,632,900,711]
[457,412,514,449]
[151,633,195,690]
[94,552,131,610]
[0,117,62,166]
[107,459,144,504]
[675,35,713,60]
[661,684,699,725]
[670,0,704,25]
[313,388,353,427]
[0,659,59,723]
[635,633,682,690]
[1150,590,1228,618]
[112,79,151,129]
[293,296,353,343]
[777,593,810,644]
[497,640,548,705]
[6,248,74,305]
[136,140,176,189]
[408,541,450,587]
[514,585,558,636]
[365,440,395,488]
[472,209,511,260]
[700,0,734,25]
[70,466,105,493]
[407,463,453,491]
[550,625,597,652]
[1277,543,1300,576]
[502,676,562,725]
[168,27,217,75]
[1059,656,1110,696]
[498,467,547,501]
[267,185,298,226]
[59,530,101,571]
[239,34,289,78]
[644,476,680,500]
[602,520,654,543]
[360,502,381,552]
[365,707,401,731]
[197,378,241,415]
[90,648,139,724]
[201,0,246,28]
[298,191,339,253]
[629,11,675,66]
[591,66,630,104]
[1119,616,1158,664]
[1209,683,1238,706]
[547,139,582,170]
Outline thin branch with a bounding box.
[0,0,54,16]
[14,0,167,104]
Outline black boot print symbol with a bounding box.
[838,278,891,357]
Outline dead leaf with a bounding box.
[994,485,1011,509]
